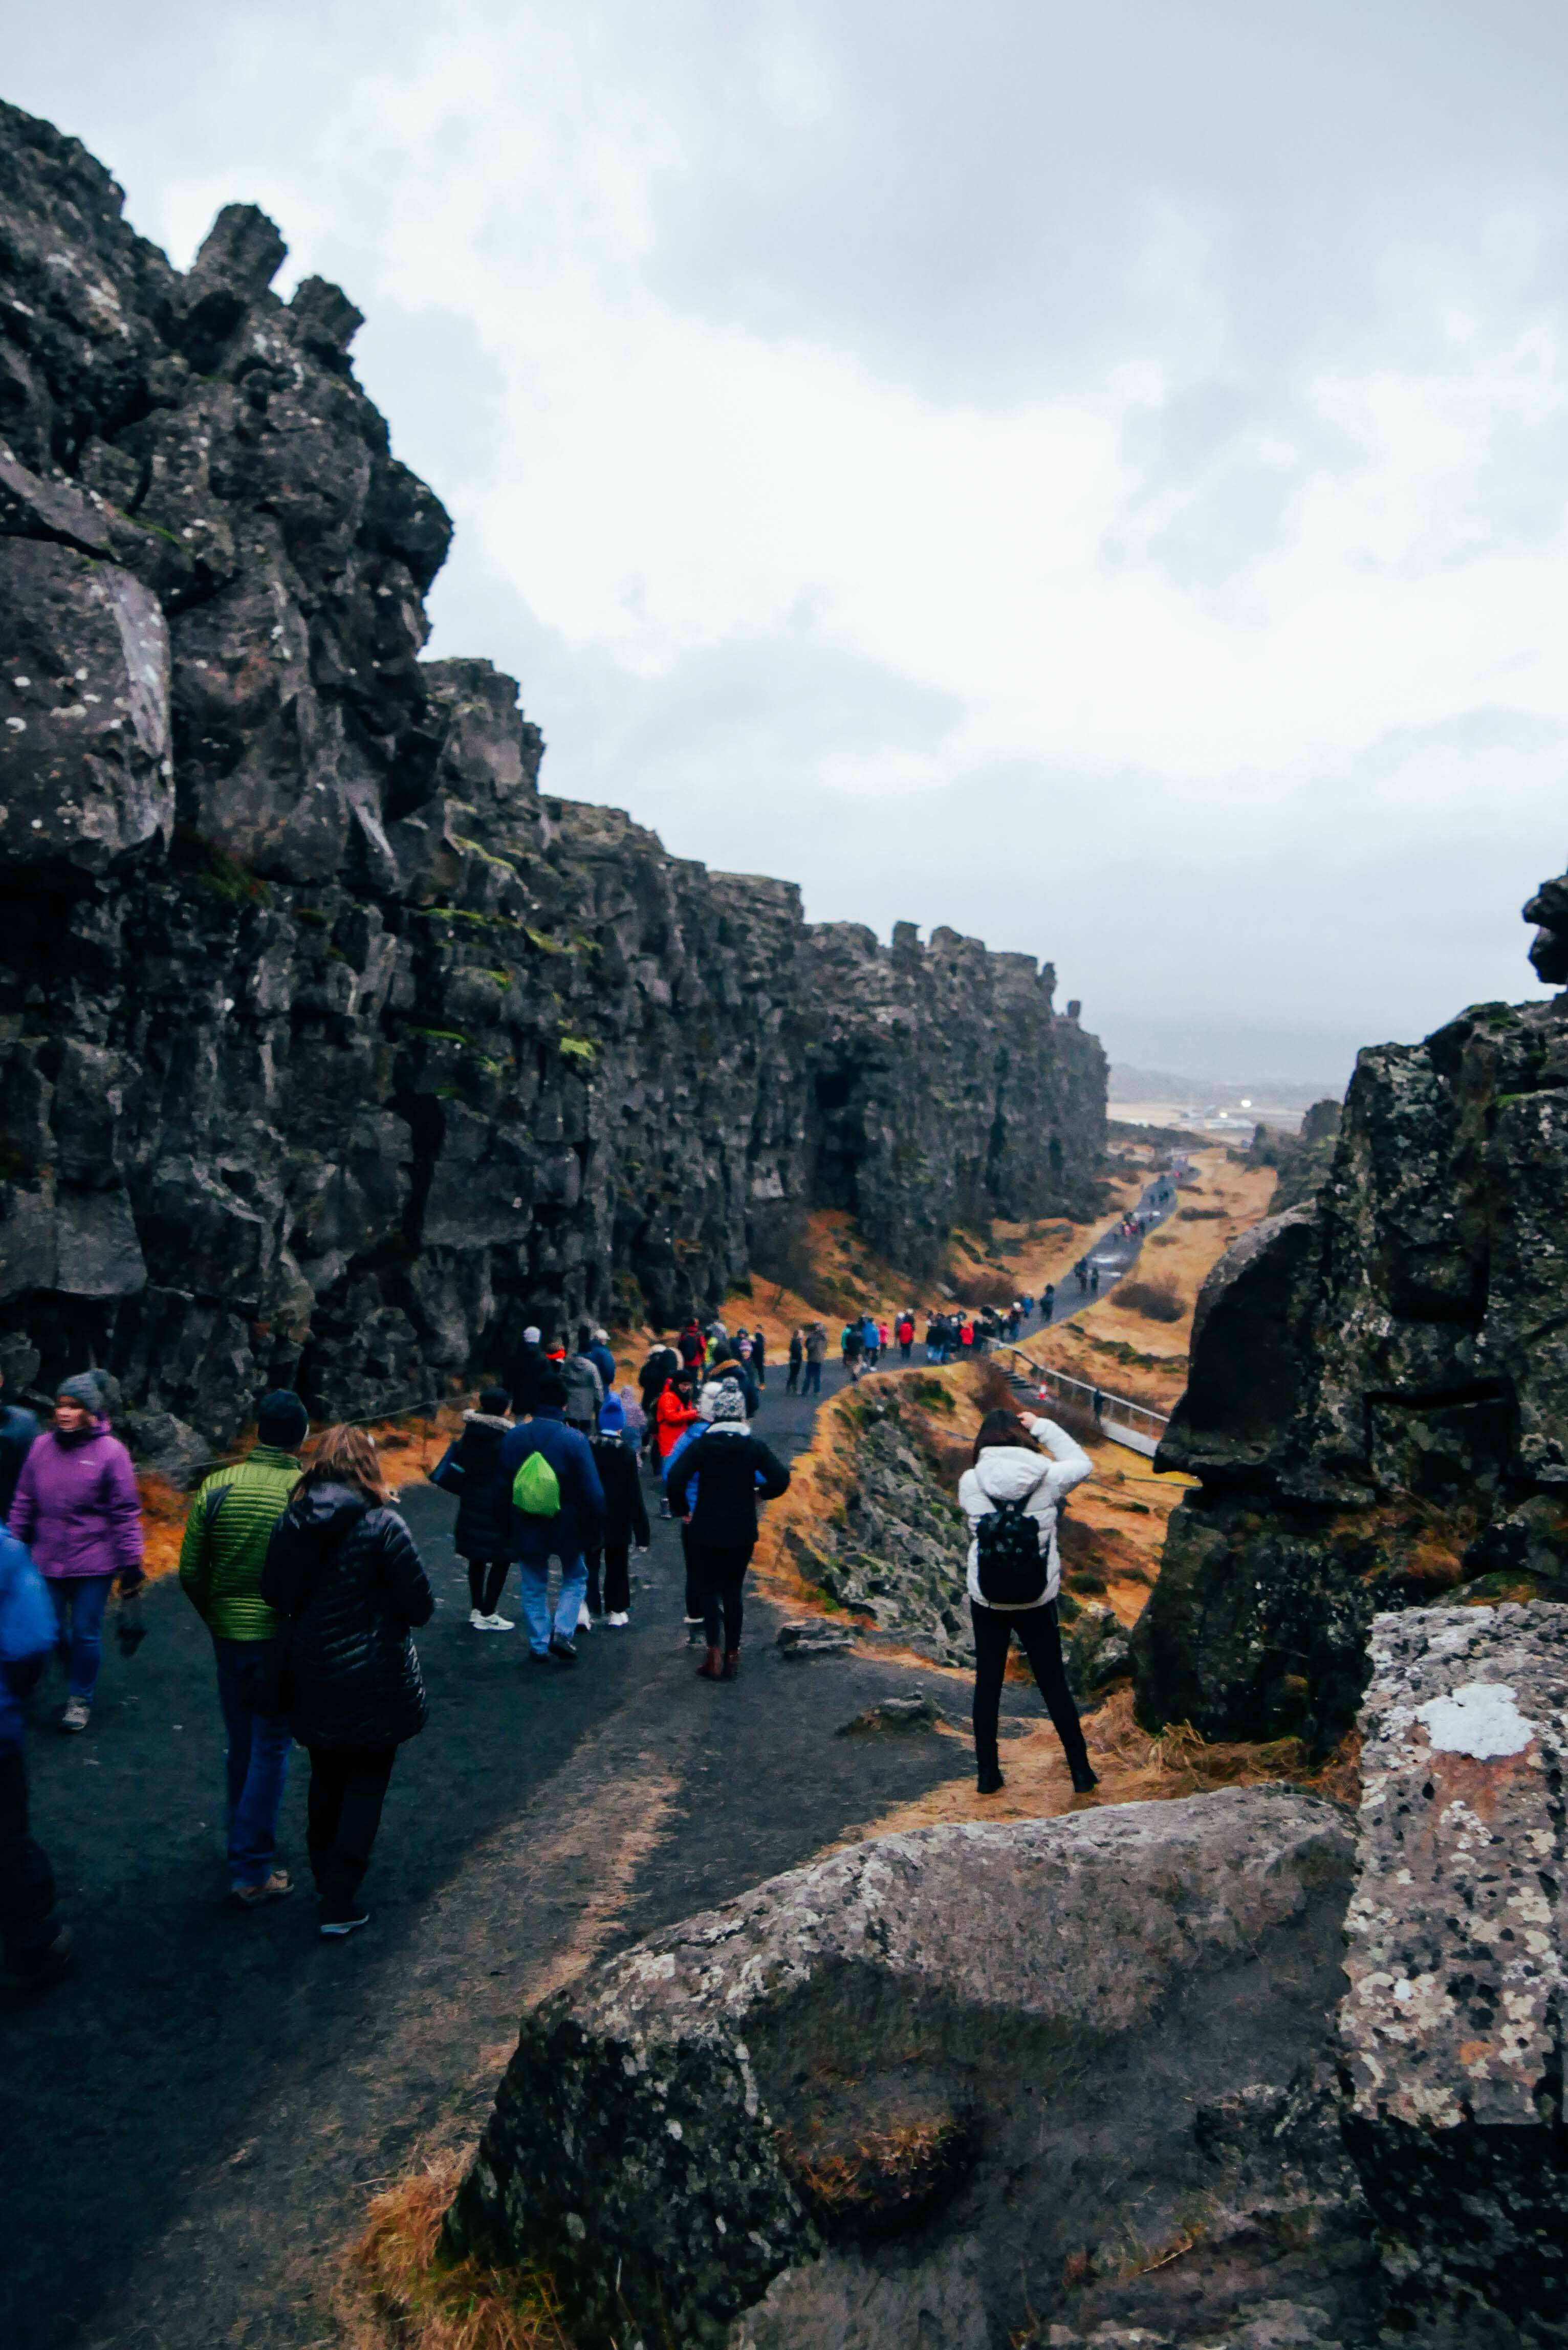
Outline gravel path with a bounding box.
[1,1366,979,2350]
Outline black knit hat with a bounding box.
[478,1385,512,1415]
[256,1389,309,1450]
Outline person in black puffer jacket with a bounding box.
[429,1387,515,1629]
[664,1380,789,1681]
[262,1425,433,1938]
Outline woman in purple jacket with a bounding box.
[9,1373,144,1733]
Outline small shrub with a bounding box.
[1116,1276,1184,1324]
[1177,1206,1226,1222]
[955,1268,1019,1310]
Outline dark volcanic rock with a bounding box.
[1135,903,1568,1748]
[0,100,1106,1447]
[446,1787,1371,2350]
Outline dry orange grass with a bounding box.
[335,2147,572,2350]
[822,1687,1361,1853]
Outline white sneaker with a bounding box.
[576,1600,593,1631]
[470,1606,487,1628]
[606,1610,630,1627]
[482,1612,515,1631]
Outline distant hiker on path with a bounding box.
[803,1323,826,1395]
[492,1375,605,1662]
[665,1382,790,1682]
[655,1368,701,1516]
[897,1312,915,1361]
[586,1392,649,1625]
[9,1373,143,1735]
[750,1328,767,1387]
[562,1331,605,1434]
[958,1407,1098,1799]
[506,1325,550,1417]
[180,1389,309,1906]
[843,1322,865,1380]
[786,1328,804,1392]
[638,1333,680,1469]
[429,1387,516,1630]
[261,1426,434,1939]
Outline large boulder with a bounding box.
[446,1788,1371,2349]
[1338,1603,1568,2335]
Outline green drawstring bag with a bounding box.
[512,1449,561,1517]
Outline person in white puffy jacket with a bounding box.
[957,1409,1098,1798]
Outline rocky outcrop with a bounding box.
[1246,1097,1342,1215]
[445,1786,1372,2350]
[791,1382,976,1664]
[1134,896,1568,1750]
[1339,1603,1568,2338]
[0,102,1105,1449]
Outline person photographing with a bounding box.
[958,1408,1098,1797]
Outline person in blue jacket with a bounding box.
[492,1374,605,1663]
[0,1525,69,1990]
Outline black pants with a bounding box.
[688,1538,754,1651]
[681,1522,702,1620]
[466,1558,509,1615]
[585,1533,631,1616]
[0,1748,58,1972]
[305,1743,398,1905]
[970,1601,1087,1775]
[786,1360,801,1392]
[802,1359,822,1394]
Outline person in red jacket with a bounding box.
[896,1313,916,1361]
[654,1372,700,1520]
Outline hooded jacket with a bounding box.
[655,1384,700,1460]
[430,1411,513,1561]
[8,1420,143,1584]
[562,1352,605,1424]
[589,1432,650,1554]
[665,1426,791,1549]
[493,1408,605,1565]
[261,1482,433,1748]
[955,1418,1092,1610]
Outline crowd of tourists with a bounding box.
[0,1274,1098,1991]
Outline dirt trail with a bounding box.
[2,1370,981,2350]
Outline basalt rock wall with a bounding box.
[0,103,1105,1449]
[1133,882,1568,1754]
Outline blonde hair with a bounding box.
[293,1423,395,1509]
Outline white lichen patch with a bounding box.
[1414,1681,1534,1759]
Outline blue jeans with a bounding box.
[49,1575,113,1702]
[516,1556,587,1655]
[802,1359,822,1394]
[212,1637,293,1887]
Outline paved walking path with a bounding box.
[3,1172,1183,2349]
[1,1364,977,2350]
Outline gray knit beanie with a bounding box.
[56,1370,110,1415]
[707,1378,748,1423]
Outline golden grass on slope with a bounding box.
[334,2148,572,2350]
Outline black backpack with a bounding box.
[975,1486,1048,1606]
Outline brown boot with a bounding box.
[696,1645,723,1679]
[722,1649,740,1681]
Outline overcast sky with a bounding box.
[10,3,1568,1080]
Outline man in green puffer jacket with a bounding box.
[179,1391,308,1909]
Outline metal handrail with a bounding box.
[998,1346,1170,1437]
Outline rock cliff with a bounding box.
[0,102,1105,1449]
[1133,873,1568,1750]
